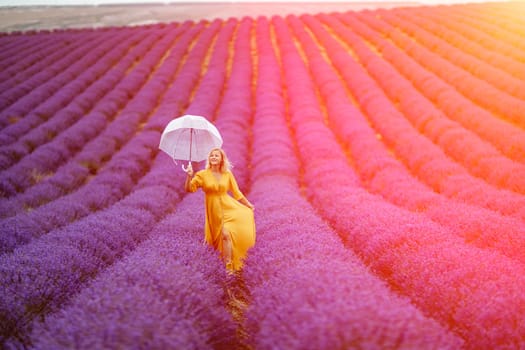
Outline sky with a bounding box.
[2,0,230,5]
[0,0,406,6]
[0,0,503,6]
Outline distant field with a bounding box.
[0,2,418,32]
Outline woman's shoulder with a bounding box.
[195,169,208,176]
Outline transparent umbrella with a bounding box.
[159,114,223,171]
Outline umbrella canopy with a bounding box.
[159,114,223,163]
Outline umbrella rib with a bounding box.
[189,128,193,162]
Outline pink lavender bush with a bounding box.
[27,195,238,350]
[271,12,525,348]
[240,18,462,348]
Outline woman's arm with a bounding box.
[184,163,194,192]
[184,173,193,192]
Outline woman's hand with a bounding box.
[182,162,193,177]
[240,198,255,211]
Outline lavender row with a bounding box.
[325,11,525,189]
[0,28,147,95]
[0,31,116,129]
[272,15,525,348]
[0,129,152,253]
[0,31,104,96]
[387,8,525,88]
[0,31,124,146]
[0,29,152,148]
[422,6,525,66]
[0,22,200,218]
[0,33,83,94]
[103,18,226,196]
[184,18,236,118]
[0,33,45,64]
[0,28,106,68]
[135,15,249,183]
[0,170,186,346]
[241,17,462,349]
[24,193,237,350]
[366,14,525,167]
[399,8,525,98]
[476,2,525,30]
[0,23,225,339]
[461,3,525,34]
[323,12,525,193]
[135,17,258,191]
[288,17,525,262]
[159,17,255,189]
[0,27,165,173]
[248,17,299,184]
[23,19,258,346]
[0,22,212,252]
[286,15,525,266]
[0,34,76,92]
[363,11,525,133]
[308,13,525,219]
[0,30,155,172]
[246,179,463,349]
[0,33,48,62]
[370,5,524,160]
[0,23,220,334]
[354,10,525,191]
[142,20,224,133]
[172,16,254,184]
[418,6,525,80]
[212,17,254,187]
[0,24,189,210]
[438,5,525,53]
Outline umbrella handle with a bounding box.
[181,161,193,175]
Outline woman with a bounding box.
[184,148,255,272]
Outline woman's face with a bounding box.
[209,150,222,166]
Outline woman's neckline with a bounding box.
[210,168,222,182]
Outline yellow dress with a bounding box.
[188,168,256,271]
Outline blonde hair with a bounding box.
[205,148,232,172]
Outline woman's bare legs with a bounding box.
[222,228,233,270]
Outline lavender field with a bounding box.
[2,2,525,348]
